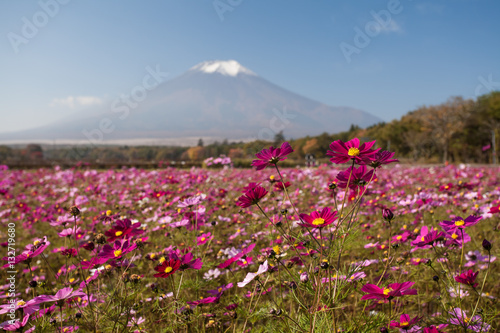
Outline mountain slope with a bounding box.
[0,60,382,144]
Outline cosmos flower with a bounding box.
[251,142,294,170]
[422,324,448,333]
[362,150,398,168]
[439,215,482,231]
[197,232,213,245]
[0,298,43,316]
[448,308,490,332]
[154,259,181,278]
[298,207,338,228]
[237,260,269,287]
[178,194,205,208]
[390,314,422,332]
[104,219,144,242]
[335,165,377,192]
[454,270,479,288]
[361,281,417,300]
[207,283,233,297]
[187,296,219,308]
[236,185,268,208]
[327,138,379,164]
[411,226,445,248]
[37,287,87,304]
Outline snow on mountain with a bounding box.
[0,60,382,145]
[189,60,257,77]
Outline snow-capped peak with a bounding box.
[189,60,257,77]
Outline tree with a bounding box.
[274,131,285,146]
[197,138,204,147]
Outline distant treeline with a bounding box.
[1,91,498,168]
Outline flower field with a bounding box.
[0,139,499,332]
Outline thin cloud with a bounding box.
[375,20,402,34]
[49,96,103,109]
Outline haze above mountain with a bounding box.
[1,60,382,146]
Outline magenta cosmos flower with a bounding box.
[390,314,422,331]
[448,308,490,332]
[440,215,482,231]
[327,138,379,164]
[361,281,417,300]
[37,287,86,304]
[104,218,144,242]
[336,165,377,192]
[251,142,294,170]
[154,258,181,278]
[454,269,479,288]
[362,150,398,168]
[411,226,445,248]
[236,185,268,208]
[299,207,338,228]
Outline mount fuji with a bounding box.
[1,60,382,146]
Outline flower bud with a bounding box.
[69,206,80,217]
[300,272,309,283]
[482,239,492,252]
[432,275,439,282]
[95,233,106,245]
[382,208,394,222]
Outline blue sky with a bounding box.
[1,0,499,134]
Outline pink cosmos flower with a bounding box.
[298,207,338,229]
[237,260,269,287]
[440,215,482,231]
[336,165,377,192]
[454,269,479,288]
[327,138,380,164]
[411,226,445,248]
[104,218,144,242]
[362,150,398,168]
[218,243,256,269]
[361,281,417,300]
[0,314,30,332]
[390,314,422,331]
[236,185,268,208]
[423,324,448,333]
[37,287,86,304]
[0,298,43,316]
[197,232,213,245]
[187,296,219,308]
[448,308,490,332]
[251,142,294,170]
[81,239,137,269]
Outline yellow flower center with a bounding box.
[401,321,409,326]
[348,147,360,157]
[17,301,26,306]
[115,231,123,236]
[106,210,112,216]
[451,233,458,239]
[455,220,465,227]
[383,287,392,295]
[33,240,40,246]
[397,236,403,240]
[114,249,122,257]
[273,245,281,255]
[201,237,206,242]
[421,236,425,241]
[312,218,325,226]
[464,316,469,323]
[150,253,156,259]
[164,266,172,273]
[218,287,223,292]
[159,257,166,264]
[69,278,75,283]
